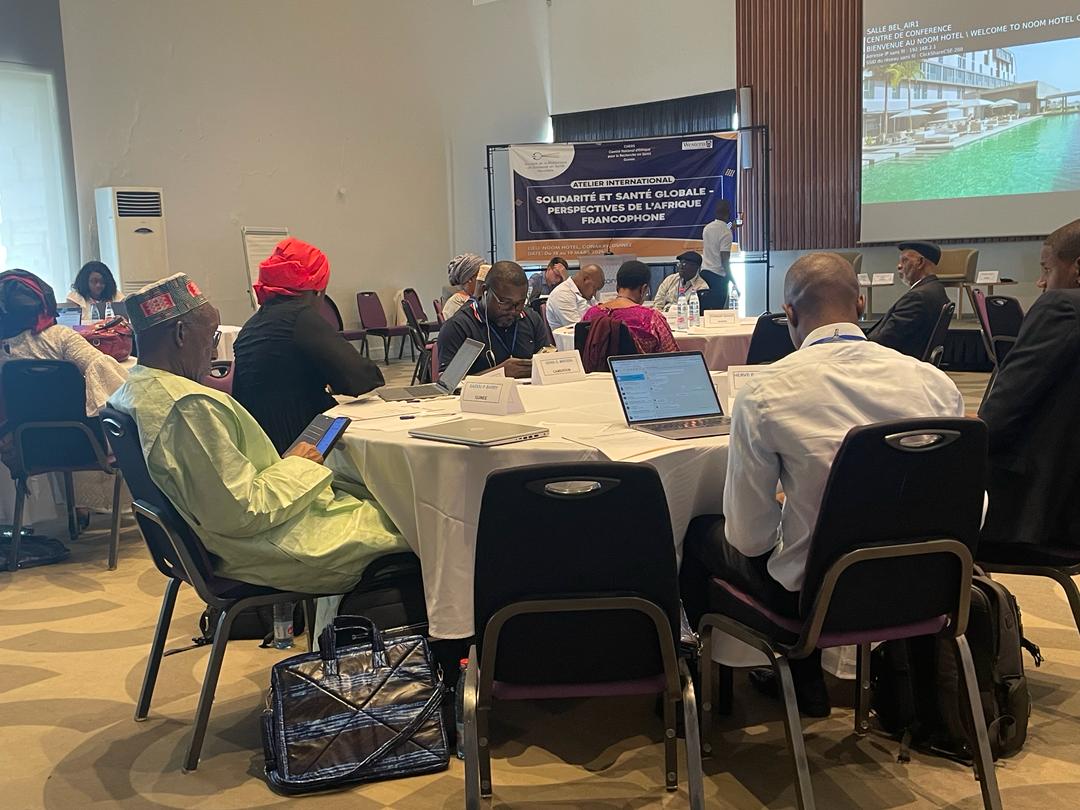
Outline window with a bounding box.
[0,65,73,292]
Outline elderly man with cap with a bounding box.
[545,263,606,331]
[653,251,710,311]
[442,253,485,320]
[107,273,408,595]
[865,240,949,358]
[232,237,383,453]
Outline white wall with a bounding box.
[548,0,737,114]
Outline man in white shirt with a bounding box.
[652,251,710,311]
[545,264,605,331]
[701,201,734,310]
[680,252,964,715]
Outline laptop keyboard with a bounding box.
[651,416,729,431]
[403,384,441,397]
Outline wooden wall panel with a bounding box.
[736,0,861,250]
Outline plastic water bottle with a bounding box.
[676,295,688,332]
[104,302,114,319]
[272,602,294,649]
[729,284,740,315]
[455,658,468,759]
[688,292,700,328]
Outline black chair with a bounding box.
[461,463,704,809]
[984,295,1024,366]
[921,301,955,367]
[572,319,637,372]
[745,312,796,365]
[317,294,368,356]
[100,407,326,772]
[696,418,1000,810]
[1,360,123,572]
[978,544,1080,640]
[401,297,434,385]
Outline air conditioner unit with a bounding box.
[94,186,170,295]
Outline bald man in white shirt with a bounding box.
[680,252,964,716]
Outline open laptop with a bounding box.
[608,351,731,439]
[408,418,549,447]
[378,338,484,402]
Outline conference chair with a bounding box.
[356,291,410,365]
[985,295,1024,366]
[433,297,446,326]
[970,287,997,368]
[461,462,704,809]
[403,287,439,337]
[200,360,234,395]
[978,545,1080,641]
[319,294,368,355]
[401,298,434,385]
[1,360,123,572]
[921,301,955,367]
[745,312,796,365]
[100,407,326,772]
[697,418,999,810]
[573,319,637,372]
[539,301,555,345]
[936,248,979,317]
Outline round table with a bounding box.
[325,376,729,639]
[553,319,756,371]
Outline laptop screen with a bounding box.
[438,338,485,391]
[610,352,723,423]
[57,309,82,328]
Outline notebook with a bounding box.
[608,352,730,440]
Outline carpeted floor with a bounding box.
[3,369,1078,809]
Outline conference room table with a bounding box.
[552,318,757,371]
[324,374,730,640]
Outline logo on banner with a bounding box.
[682,139,714,150]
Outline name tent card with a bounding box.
[460,378,524,415]
[857,273,871,287]
[725,365,777,411]
[976,270,1000,284]
[531,350,587,386]
[872,273,896,286]
[703,309,738,327]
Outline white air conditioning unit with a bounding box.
[94,186,170,295]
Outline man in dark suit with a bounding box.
[979,219,1080,549]
[866,241,949,358]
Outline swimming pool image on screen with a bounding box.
[861,37,1080,203]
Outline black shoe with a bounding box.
[748,667,831,718]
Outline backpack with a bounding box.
[871,571,1042,764]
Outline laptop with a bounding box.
[408,418,549,447]
[56,308,82,328]
[608,351,731,439]
[378,338,484,402]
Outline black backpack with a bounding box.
[871,572,1042,764]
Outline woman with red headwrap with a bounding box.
[232,238,383,453]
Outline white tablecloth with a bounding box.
[216,325,241,362]
[325,375,729,639]
[553,320,756,371]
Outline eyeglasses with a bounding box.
[213,329,221,347]
[487,287,526,312]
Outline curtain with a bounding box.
[552,90,737,143]
[0,65,73,292]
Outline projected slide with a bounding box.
[861,1,1080,240]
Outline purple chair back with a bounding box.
[318,295,345,331]
[403,288,429,323]
[430,342,440,383]
[201,361,234,395]
[356,291,389,329]
[433,298,446,325]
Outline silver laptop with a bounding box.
[378,338,484,402]
[408,418,549,447]
[608,351,731,439]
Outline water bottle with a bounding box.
[104,302,114,319]
[688,292,700,328]
[676,295,688,332]
[272,602,294,649]
[729,284,740,315]
[455,658,468,759]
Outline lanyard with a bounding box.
[489,322,518,356]
[471,300,519,362]
[808,332,865,347]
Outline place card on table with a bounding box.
[976,270,1000,284]
[531,349,587,386]
[871,273,896,286]
[857,273,871,287]
[460,377,524,415]
[703,309,738,327]
[725,365,777,411]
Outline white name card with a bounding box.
[703,309,738,327]
[857,273,871,287]
[872,273,896,286]
[531,349,587,385]
[460,378,524,415]
[726,365,776,411]
[976,270,1000,284]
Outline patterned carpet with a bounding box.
[4,369,1079,809]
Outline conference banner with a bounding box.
[510,133,738,263]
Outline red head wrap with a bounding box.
[253,237,330,305]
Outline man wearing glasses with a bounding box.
[436,261,553,379]
[653,251,710,311]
